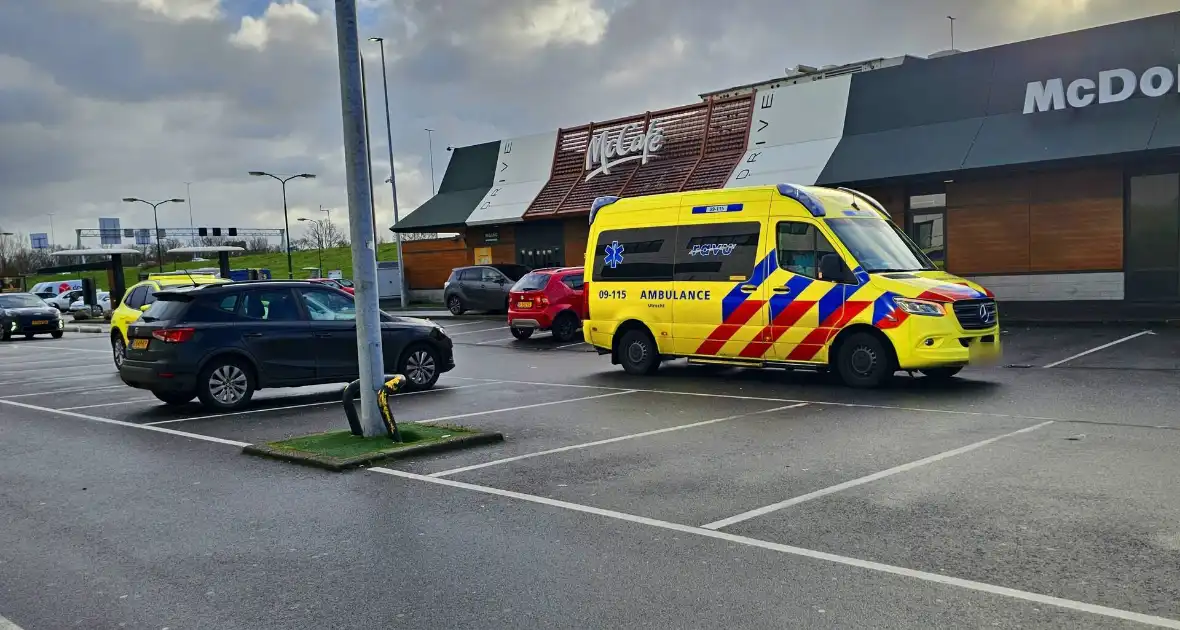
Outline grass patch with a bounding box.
[269,423,474,460]
[28,242,401,290]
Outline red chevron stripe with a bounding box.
[785,300,873,361]
[738,300,815,358]
[695,299,765,356]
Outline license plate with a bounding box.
[131,338,149,350]
[517,301,532,309]
[31,320,47,326]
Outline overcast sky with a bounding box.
[0,0,1176,247]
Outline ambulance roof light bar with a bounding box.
[589,195,620,225]
[775,183,825,217]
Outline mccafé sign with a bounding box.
[584,122,664,181]
[1024,65,1180,114]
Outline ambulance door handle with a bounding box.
[772,286,791,294]
[740,284,757,293]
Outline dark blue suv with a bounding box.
[118,281,454,410]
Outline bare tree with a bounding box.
[302,219,346,251]
[246,236,274,253]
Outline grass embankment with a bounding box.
[269,424,473,460]
[28,243,400,289]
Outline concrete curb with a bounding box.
[65,325,108,334]
[241,430,505,472]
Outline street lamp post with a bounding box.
[424,128,436,195]
[248,171,316,279]
[369,35,408,308]
[122,197,185,271]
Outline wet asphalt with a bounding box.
[0,322,1178,629]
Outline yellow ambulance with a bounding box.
[583,184,999,388]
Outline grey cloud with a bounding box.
[0,0,1177,242]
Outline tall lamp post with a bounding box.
[368,35,408,308]
[248,171,316,278]
[424,128,437,195]
[122,197,185,271]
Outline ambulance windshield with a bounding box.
[825,217,936,273]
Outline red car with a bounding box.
[508,267,585,342]
[310,278,354,295]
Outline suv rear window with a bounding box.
[140,299,189,322]
[512,272,550,292]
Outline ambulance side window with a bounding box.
[674,222,761,282]
[776,222,836,280]
[591,227,676,282]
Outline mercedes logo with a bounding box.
[979,303,996,324]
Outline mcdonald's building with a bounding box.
[395,11,1180,318]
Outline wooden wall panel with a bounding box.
[563,219,590,267]
[858,185,906,226]
[1029,198,1123,272]
[946,166,1123,275]
[947,204,1030,274]
[402,237,470,290]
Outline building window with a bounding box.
[906,191,946,269]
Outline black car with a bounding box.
[443,264,530,314]
[0,293,65,340]
[118,281,455,410]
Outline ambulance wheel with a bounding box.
[920,367,962,381]
[618,329,659,375]
[835,332,891,388]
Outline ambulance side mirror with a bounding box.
[819,254,848,283]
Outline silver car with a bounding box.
[444,264,530,315]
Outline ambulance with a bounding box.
[583,184,1000,388]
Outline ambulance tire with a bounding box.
[835,332,891,389]
[618,328,659,376]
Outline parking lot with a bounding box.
[3,320,1180,629]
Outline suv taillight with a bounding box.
[152,328,195,343]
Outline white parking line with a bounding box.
[144,381,500,425]
[370,467,1180,629]
[1,384,126,399]
[701,420,1056,530]
[445,326,509,337]
[0,357,85,369]
[429,403,809,478]
[556,342,586,349]
[1042,330,1155,368]
[0,345,109,355]
[60,398,155,411]
[418,390,637,424]
[447,376,1064,423]
[0,373,115,387]
[434,321,491,329]
[474,338,511,346]
[0,613,25,630]
[0,398,249,447]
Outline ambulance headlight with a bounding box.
[893,297,944,316]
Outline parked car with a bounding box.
[118,281,455,410]
[30,280,82,307]
[44,288,84,312]
[443,264,531,315]
[0,293,65,340]
[310,278,354,295]
[110,273,228,369]
[508,267,585,342]
[70,291,111,318]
